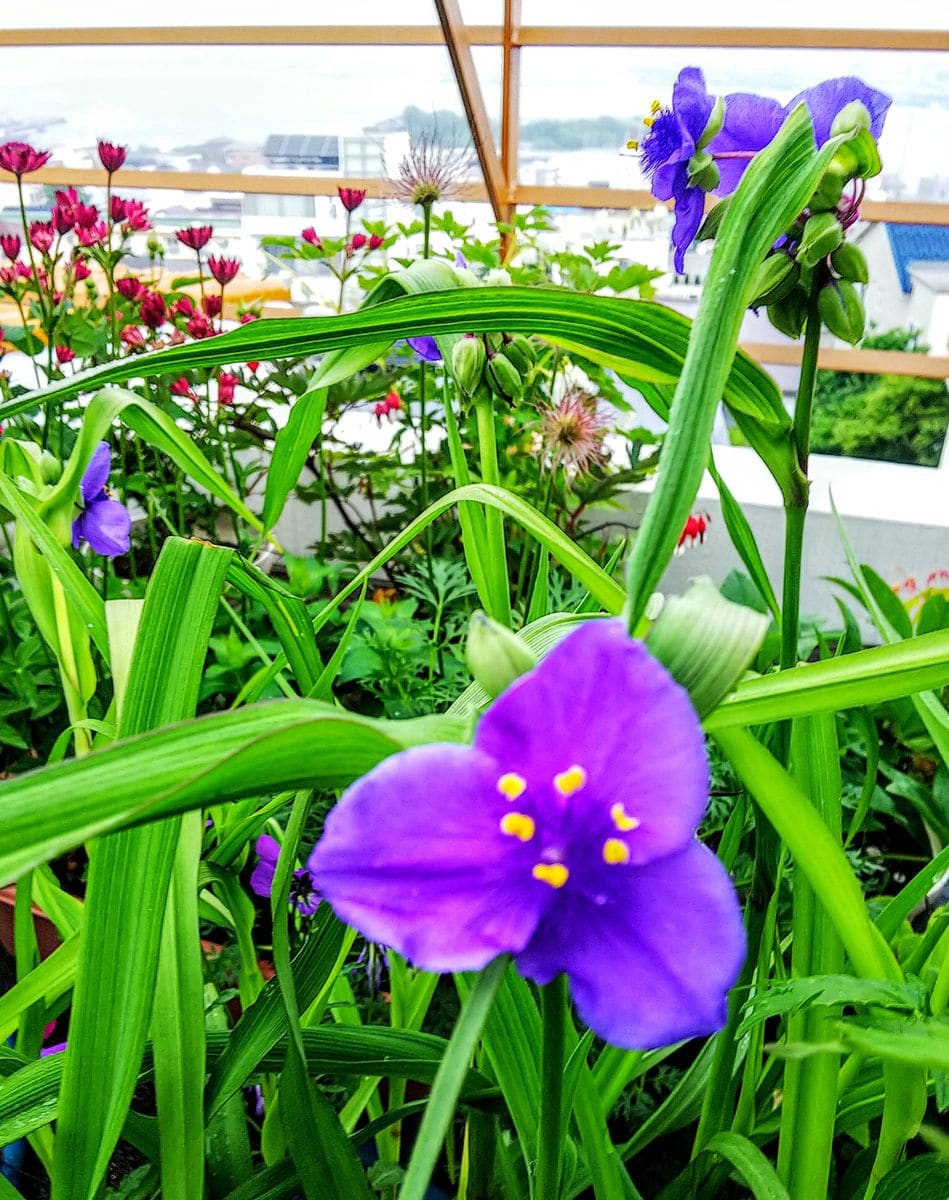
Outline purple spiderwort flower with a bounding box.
[405,252,469,363]
[308,621,745,1049]
[251,834,320,916]
[71,443,131,557]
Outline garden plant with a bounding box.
[0,67,947,1200]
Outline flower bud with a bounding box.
[500,332,536,373]
[686,151,720,192]
[466,611,538,699]
[486,352,523,403]
[40,449,62,485]
[830,100,872,139]
[818,279,865,344]
[451,335,486,396]
[767,287,808,340]
[749,254,799,308]
[833,128,883,180]
[830,242,869,285]
[796,211,844,269]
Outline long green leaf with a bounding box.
[693,1132,791,1200]
[261,387,327,533]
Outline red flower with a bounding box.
[71,256,91,281]
[116,277,145,302]
[121,200,151,232]
[338,187,367,212]
[139,291,167,328]
[51,205,74,235]
[176,225,213,251]
[0,141,51,178]
[202,293,222,318]
[369,234,384,251]
[384,389,402,412]
[77,222,108,247]
[29,222,54,254]
[218,372,238,405]
[97,140,127,174]
[169,376,195,398]
[238,311,260,324]
[302,227,322,246]
[55,345,75,364]
[247,360,260,373]
[173,296,196,318]
[0,234,20,261]
[110,195,128,222]
[0,267,15,286]
[120,325,146,351]
[186,314,214,340]
[208,255,240,285]
[677,512,711,553]
[347,232,367,255]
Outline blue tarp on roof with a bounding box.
[885,223,949,294]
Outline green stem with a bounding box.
[780,282,822,673]
[400,956,509,1200]
[535,975,568,1200]
[441,377,492,607]
[474,396,512,626]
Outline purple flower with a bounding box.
[406,335,442,363]
[785,76,891,148]
[71,443,131,558]
[308,621,745,1049]
[251,834,320,916]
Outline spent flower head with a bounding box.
[395,133,473,208]
[540,391,607,475]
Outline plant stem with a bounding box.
[780,282,822,673]
[535,974,568,1200]
[473,396,512,626]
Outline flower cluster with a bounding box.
[308,620,745,1049]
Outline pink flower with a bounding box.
[173,296,196,319]
[238,311,260,324]
[347,232,367,255]
[0,267,15,286]
[116,277,145,302]
[186,314,214,340]
[110,195,128,222]
[338,187,367,212]
[51,205,74,235]
[74,203,100,230]
[384,389,402,412]
[120,325,146,351]
[55,345,75,364]
[369,234,384,251]
[202,293,222,318]
[218,372,238,405]
[302,227,322,246]
[0,141,51,178]
[97,140,127,174]
[0,234,20,261]
[176,226,213,251]
[71,256,91,281]
[169,376,195,398]
[208,255,240,285]
[677,512,711,553]
[29,222,54,254]
[139,291,166,328]
[77,222,108,247]
[121,200,151,232]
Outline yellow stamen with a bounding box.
[532,862,569,889]
[626,139,639,151]
[643,116,655,128]
[499,812,536,842]
[610,802,641,832]
[497,772,526,800]
[650,99,662,115]
[553,765,587,797]
[603,838,631,865]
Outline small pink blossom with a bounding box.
[77,222,108,247]
[29,222,55,255]
[0,141,51,178]
[338,187,367,212]
[208,255,240,285]
[120,325,146,351]
[369,233,384,250]
[0,234,20,261]
[239,311,260,324]
[677,512,711,554]
[71,256,91,281]
[97,140,127,174]
[170,376,196,399]
[173,296,196,319]
[116,277,146,302]
[186,314,214,340]
[218,372,238,405]
[55,345,76,364]
[121,200,151,232]
[139,291,167,328]
[202,293,222,318]
[176,225,213,251]
[302,227,322,246]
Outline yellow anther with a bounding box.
[603,838,631,865]
[499,812,536,843]
[643,116,655,128]
[553,765,587,797]
[626,139,639,151]
[532,862,569,889]
[610,803,641,832]
[497,772,527,801]
[651,99,662,115]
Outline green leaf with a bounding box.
[875,1156,949,1200]
[707,459,780,623]
[738,976,926,1037]
[693,1132,791,1200]
[261,387,327,533]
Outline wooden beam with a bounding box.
[501,1,522,197]
[517,26,949,52]
[434,0,509,227]
[741,342,949,380]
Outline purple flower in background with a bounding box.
[251,834,320,916]
[406,335,442,362]
[309,621,745,1049]
[786,76,891,146]
[71,443,131,557]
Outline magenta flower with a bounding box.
[301,226,322,247]
[0,141,51,178]
[251,835,320,916]
[217,372,238,405]
[97,140,127,174]
[338,187,367,212]
[309,621,745,1049]
[176,225,213,251]
[139,291,167,328]
[28,222,54,255]
[116,277,145,302]
[72,443,131,557]
[120,200,151,232]
[0,234,20,261]
[55,345,75,365]
[208,255,240,285]
[71,256,91,282]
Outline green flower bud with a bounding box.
[486,352,523,403]
[687,151,720,192]
[466,610,538,699]
[451,336,486,397]
[695,95,726,151]
[749,254,799,308]
[40,450,62,485]
[829,129,883,182]
[818,279,865,344]
[830,242,869,285]
[808,162,848,212]
[767,287,809,340]
[796,211,844,269]
[830,100,872,138]
[501,333,536,374]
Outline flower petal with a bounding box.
[672,67,714,144]
[516,842,746,1048]
[250,834,281,897]
[670,183,706,274]
[308,744,548,971]
[406,335,442,363]
[475,621,709,864]
[81,442,111,502]
[787,76,891,146]
[81,495,131,557]
[709,93,786,194]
